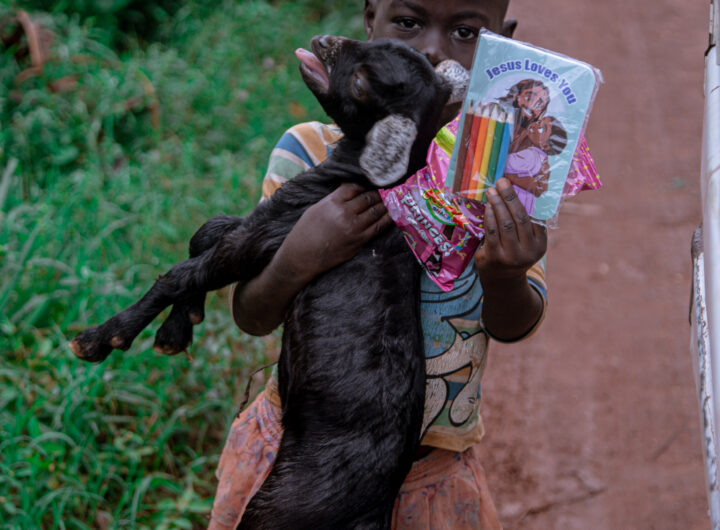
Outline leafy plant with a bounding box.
[0,0,362,526]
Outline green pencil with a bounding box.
[486,109,507,187]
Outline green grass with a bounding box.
[0,1,362,527]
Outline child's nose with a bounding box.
[418,31,449,67]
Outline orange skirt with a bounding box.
[209,392,502,529]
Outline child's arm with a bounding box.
[475,178,547,341]
[232,183,392,335]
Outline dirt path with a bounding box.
[476,1,712,528]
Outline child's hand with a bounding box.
[279,182,393,281]
[474,178,547,280]
[232,183,393,336]
[474,178,546,340]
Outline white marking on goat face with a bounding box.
[360,114,417,187]
[435,60,469,104]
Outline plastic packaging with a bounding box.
[380,118,485,291]
[381,117,601,291]
[381,31,603,291]
[446,30,603,223]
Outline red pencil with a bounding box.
[460,102,483,196]
[453,101,475,192]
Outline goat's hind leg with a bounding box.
[152,291,206,355]
[152,215,243,355]
[70,252,229,362]
[69,281,180,363]
[70,216,247,363]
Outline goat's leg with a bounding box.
[238,463,395,530]
[70,180,318,363]
[69,250,240,362]
[152,291,206,355]
[70,218,283,362]
[68,271,190,362]
[152,215,243,355]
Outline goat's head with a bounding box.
[296,36,469,187]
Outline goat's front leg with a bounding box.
[70,216,278,363]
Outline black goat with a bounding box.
[70,36,468,529]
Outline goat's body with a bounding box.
[240,201,424,529]
[69,35,468,529]
[71,150,426,529]
[224,157,424,529]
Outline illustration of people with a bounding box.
[503,115,568,215]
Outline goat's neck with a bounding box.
[319,137,370,184]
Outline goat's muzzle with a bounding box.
[296,47,330,94]
[310,35,348,72]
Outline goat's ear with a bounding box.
[360,114,417,187]
[435,60,469,105]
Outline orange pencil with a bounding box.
[468,104,491,189]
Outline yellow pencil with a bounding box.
[475,105,499,198]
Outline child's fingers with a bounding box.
[482,202,500,252]
[532,219,548,243]
[361,212,393,240]
[495,179,533,245]
[332,182,369,202]
[356,198,388,229]
[485,185,520,251]
[342,185,384,215]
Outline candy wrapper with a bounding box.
[447,30,603,224]
[380,118,485,291]
[381,117,601,291]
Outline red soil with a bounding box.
[476,1,712,528]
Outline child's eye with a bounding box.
[452,26,479,41]
[394,17,421,31]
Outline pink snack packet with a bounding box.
[380,115,601,291]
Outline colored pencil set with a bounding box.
[451,102,514,200]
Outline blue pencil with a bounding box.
[493,112,514,183]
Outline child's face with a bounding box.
[517,86,549,120]
[527,116,552,150]
[364,0,514,70]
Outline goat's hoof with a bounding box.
[70,321,133,363]
[189,311,204,325]
[187,296,206,325]
[153,324,192,356]
[154,305,194,355]
[152,341,187,356]
[69,337,114,363]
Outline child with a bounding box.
[211,1,549,528]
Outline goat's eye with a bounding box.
[350,73,369,101]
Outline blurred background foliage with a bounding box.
[0,1,362,527]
